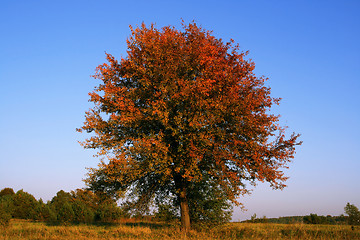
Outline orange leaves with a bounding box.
[79,21,301,210]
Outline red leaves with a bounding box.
[79,21,301,206]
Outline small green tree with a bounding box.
[40,202,57,223]
[72,199,95,223]
[0,188,15,198]
[70,189,100,211]
[250,213,257,223]
[12,190,39,220]
[344,203,360,225]
[95,201,122,223]
[49,190,74,224]
[50,190,72,210]
[0,194,14,216]
[304,214,318,224]
[0,195,13,227]
[57,202,75,224]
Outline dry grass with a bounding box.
[0,219,359,239]
[218,222,360,239]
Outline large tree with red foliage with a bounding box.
[78,22,301,231]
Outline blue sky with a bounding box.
[1,0,359,221]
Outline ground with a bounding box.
[0,219,359,239]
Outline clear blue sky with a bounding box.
[1,0,359,221]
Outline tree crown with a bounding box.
[79,21,301,215]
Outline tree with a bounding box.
[78,21,301,231]
[35,199,57,222]
[57,202,75,224]
[50,190,72,212]
[303,214,327,224]
[95,200,122,223]
[49,190,74,223]
[71,199,95,223]
[12,190,39,220]
[0,195,14,228]
[0,188,15,220]
[70,189,100,211]
[0,188,15,198]
[344,203,360,225]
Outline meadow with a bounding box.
[0,219,359,240]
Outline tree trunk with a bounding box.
[179,188,191,232]
[174,175,191,232]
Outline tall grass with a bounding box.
[218,222,359,239]
[0,219,359,239]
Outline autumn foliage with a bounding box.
[78,22,301,231]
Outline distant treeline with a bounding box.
[0,187,170,227]
[0,187,127,226]
[270,214,348,225]
[241,202,360,226]
[242,213,354,225]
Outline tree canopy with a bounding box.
[345,203,360,225]
[78,21,301,231]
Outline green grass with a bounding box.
[0,219,359,239]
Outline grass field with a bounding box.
[0,219,359,240]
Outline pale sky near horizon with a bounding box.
[1,0,359,221]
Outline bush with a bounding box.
[57,202,75,224]
[34,200,57,222]
[0,188,15,198]
[72,199,95,223]
[12,190,39,220]
[0,189,13,227]
[70,189,99,211]
[0,195,14,218]
[95,202,122,223]
[50,190,72,211]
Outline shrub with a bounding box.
[57,202,75,224]
[34,200,57,222]
[12,190,39,220]
[0,188,15,198]
[95,202,122,223]
[0,195,14,217]
[0,199,12,227]
[72,199,95,223]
